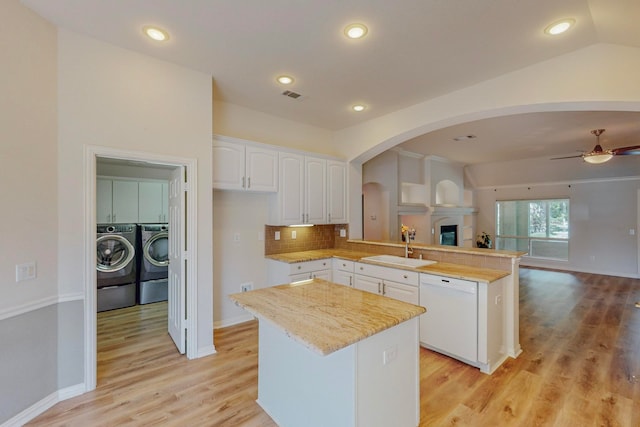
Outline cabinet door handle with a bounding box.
[297,265,302,270]
[248,177,251,188]
[378,282,382,294]
[107,214,111,222]
[322,262,326,266]
[328,213,331,223]
[359,266,363,270]
[113,213,116,222]
[403,274,408,279]
[382,283,386,295]
[349,276,352,287]
[242,176,245,188]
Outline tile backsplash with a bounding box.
[265,224,349,255]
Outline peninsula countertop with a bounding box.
[229,278,426,356]
[266,249,512,283]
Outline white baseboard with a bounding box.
[213,314,254,329]
[1,383,86,427]
[196,345,217,359]
[520,261,639,279]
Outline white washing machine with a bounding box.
[137,224,169,304]
[96,224,137,312]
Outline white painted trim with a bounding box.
[474,175,640,191]
[84,145,200,392]
[213,314,255,330]
[1,383,85,427]
[0,293,84,321]
[196,345,217,359]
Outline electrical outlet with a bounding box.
[495,295,502,305]
[241,282,253,292]
[233,232,241,242]
[383,346,397,365]
[340,229,346,237]
[275,231,280,240]
[291,230,297,239]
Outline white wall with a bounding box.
[0,0,57,312]
[213,100,334,156]
[0,1,59,423]
[474,178,640,277]
[212,190,270,327]
[57,28,214,358]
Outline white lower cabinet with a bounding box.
[267,259,332,285]
[354,262,419,305]
[331,259,354,287]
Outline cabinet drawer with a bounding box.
[289,259,331,275]
[332,258,355,272]
[355,262,419,286]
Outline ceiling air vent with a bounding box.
[282,90,302,99]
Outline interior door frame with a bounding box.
[84,145,198,391]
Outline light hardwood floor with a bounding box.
[28,268,640,426]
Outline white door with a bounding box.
[245,146,278,192]
[278,152,304,225]
[168,166,186,353]
[354,275,381,295]
[327,160,348,223]
[383,280,419,305]
[112,180,139,223]
[138,181,164,223]
[305,156,326,224]
[212,139,245,190]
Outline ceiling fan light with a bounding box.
[583,152,613,164]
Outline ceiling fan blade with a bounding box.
[550,154,583,160]
[612,145,640,156]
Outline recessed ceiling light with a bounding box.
[352,104,366,112]
[344,23,368,39]
[544,19,575,36]
[143,26,169,41]
[277,75,294,85]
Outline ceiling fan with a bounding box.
[551,129,640,164]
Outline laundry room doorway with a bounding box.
[85,146,198,391]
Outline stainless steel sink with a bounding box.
[361,254,436,268]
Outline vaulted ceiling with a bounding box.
[22,0,640,169]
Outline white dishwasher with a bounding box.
[419,273,478,364]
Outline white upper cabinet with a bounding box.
[212,138,278,192]
[96,178,114,224]
[270,153,348,226]
[97,179,139,224]
[327,160,348,223]
[138,181,168,223]
[304,157,327,224]
[274,152,305,225]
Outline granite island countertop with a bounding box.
[229,278,426,356]
[266,249,511,283]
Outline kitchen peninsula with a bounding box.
[230,279,426,427]
[265,239,525,373]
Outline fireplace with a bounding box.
[440,225,458,246]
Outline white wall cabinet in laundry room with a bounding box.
[138,181,169,223]
[212,137,279,192]
[97,178,139,224]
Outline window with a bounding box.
[496,198,569,261]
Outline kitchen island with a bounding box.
[229,278,426,427]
